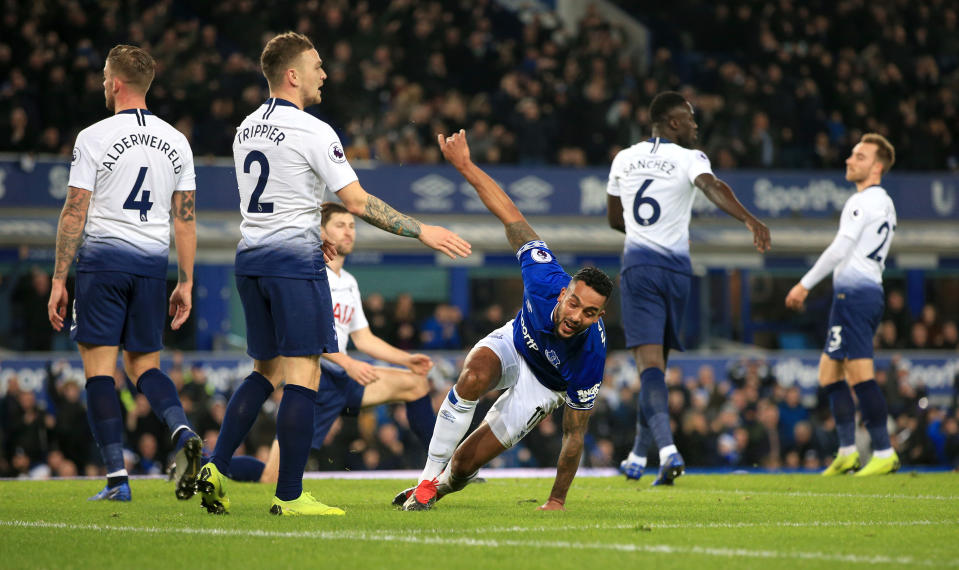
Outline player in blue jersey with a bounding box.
[786,133,900,476]
[394,130,613,512]
[196,32,470,516]
[607,91,770,485]
[47,45,203,502]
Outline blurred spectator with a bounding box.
[11,267,54,351]
[419,303,464,350]
[1,1,955,170]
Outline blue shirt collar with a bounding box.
[117,109,153,115]
[646,136,673,144]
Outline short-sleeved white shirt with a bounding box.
[832,186,897,290]
[68,109,196,278]
[233,98,358,279]
[606,137,713,274]
[327,266,369,353]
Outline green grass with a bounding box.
[1,473,958,569]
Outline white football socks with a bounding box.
[658,445,678,465]
[419,387,477,483]
[626,451,647,468]
[838,445,857,456]
[873,448,894,459]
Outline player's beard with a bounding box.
[105,92,115,112]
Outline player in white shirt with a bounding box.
[196,32,470,517]
[46,45,202,502]
[607,91,770,485]
[253,202,437,483]
[786,133,900,477]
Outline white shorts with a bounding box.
[474,320,566,449]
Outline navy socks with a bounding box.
[136,368,191,439]
[85,376,126,475]
[210,371,274,473]
[639,368,674,449]
[405,394,436,450]
[275,384,316,501]
[227,456,266,483]
[854,379,892,451]
[630,404,653,458]
[826,380,857,448]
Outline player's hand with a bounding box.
[437,129,471,170]
[746,217,771,253]
[48,278,69,331]
[785,283,808,311]
[321,239,338,264]
[347,359,380,386]
[169,282,192,330]
[537,497,566,511]
[406,353,434,376]
[419,224,471,259]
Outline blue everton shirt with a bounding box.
[511,240,607,410]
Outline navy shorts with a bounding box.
[312,364,365,450]
[823,287,884,360]
[620,265,690,350]
[236,274,338,360]
[70,271,166,352]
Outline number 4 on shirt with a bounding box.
[123,166,153,222]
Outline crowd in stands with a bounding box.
[1,0,957,170]
[2,347,958,479]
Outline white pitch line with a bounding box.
[399,519,959,535]
[695,488,959,501]
[2,520,956,567]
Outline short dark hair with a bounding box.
[321,202,350,226]
[571,266,613,301]
[260,32,314,88]
[106,44,155,93]
[861,133,896,174]
[649,91,688,126]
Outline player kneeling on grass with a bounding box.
[394,130,612,512]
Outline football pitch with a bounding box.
[2,473,957,569]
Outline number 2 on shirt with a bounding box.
[244,150,274,213]
[632,178,661,226]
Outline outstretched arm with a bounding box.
[170,190,196,330]
[539,406,592,511]
[438,130,540,251]
[350,327,433,375]
[337,181,471,259]
[48,186,91,331]
[694,173,771,253]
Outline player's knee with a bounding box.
[407,376,430,401]
[449,449,478,477]
[455,368,493,400]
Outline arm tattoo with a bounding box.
[172,191,195,222]
[360,195,421,237]
[505,221,540,252]
[178,267,189,283]
[53,188,91,280]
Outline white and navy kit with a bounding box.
[823,186,896,360]
[470,240,606,448]
[233,98,358,359]
[312,267,370,450]
[67,109,196,351]
[607,137,713,349]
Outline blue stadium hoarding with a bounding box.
[1,159,956,220]
[3,352,956,408]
